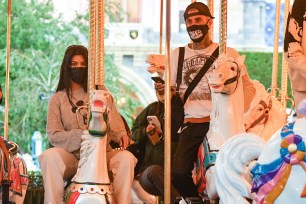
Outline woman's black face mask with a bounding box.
[69,67,87,84]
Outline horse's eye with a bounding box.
[230,66,235,71]
[259,108,263,111]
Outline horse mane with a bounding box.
[215,133,266,203]
[216,117,306,203]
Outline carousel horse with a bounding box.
[244,80,287,141]
[215,118,306,204]
[146,54,165,76]
[0,137,28,204]
[64,90,112,204]
[196,53,249,199]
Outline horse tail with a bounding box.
[215,133,265,204]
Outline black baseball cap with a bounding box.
[184,2,214,21]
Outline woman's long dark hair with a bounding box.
[55,45,88,102]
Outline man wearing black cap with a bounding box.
[154,1,255,203]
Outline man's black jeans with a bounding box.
[172,122,210,198]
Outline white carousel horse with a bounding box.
[146,54,165,76]
[200,53,248,199]
[0,137,29,204]
[64,90,112,204]
[215,118,306,204]
[244,80,287,141]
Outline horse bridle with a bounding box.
[203,136,218,170]
[221,61,241,95]
[247,98,272,130]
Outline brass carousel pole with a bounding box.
[271,0,281,97]
[157,2,163,203]
[4,0,12,140]
[280,0,291,109]
[88,0,106,119]
[88,0,97,117]
[219,0,228,55]
[159,0,164,54]
[207,0,214,40]
[164,0,171,203]
[96,0,104,86]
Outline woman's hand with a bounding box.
[119,135,130,149]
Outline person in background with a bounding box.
[154,2,255,202]
[131,99,181,202]
[284,0,306,118]
[38,45,136,204]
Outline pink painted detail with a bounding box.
[285,134,295,144]
[255,163,287,204]
[93,100,104,108]
[290,154,300,165]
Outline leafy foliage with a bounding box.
[240,51,293,105]
[0,0,77,51]
[24,170,44,204]
[0,0,140,153]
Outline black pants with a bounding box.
[172,122,209,198]
[138,164,180,201]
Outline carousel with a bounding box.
[1,0,305,204]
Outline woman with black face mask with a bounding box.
[39,45,136,204]
[55,45,88,111]
[154,2,256,203]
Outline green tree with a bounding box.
[240,52,293,105]
[0,0,140,153]
[0,0,78,51]
[0,0,78,87]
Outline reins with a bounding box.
[247,98,272,130]
[221,61,241,95]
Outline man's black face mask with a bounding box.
[187,22,209,43]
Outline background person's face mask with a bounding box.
[187,22,209,43]
[69,67,87,84]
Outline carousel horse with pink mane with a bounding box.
[244,80,287,141]
[64,90,112,203]
[215,117,306,204]
[195,53,251,199]
[0,137,28,204]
